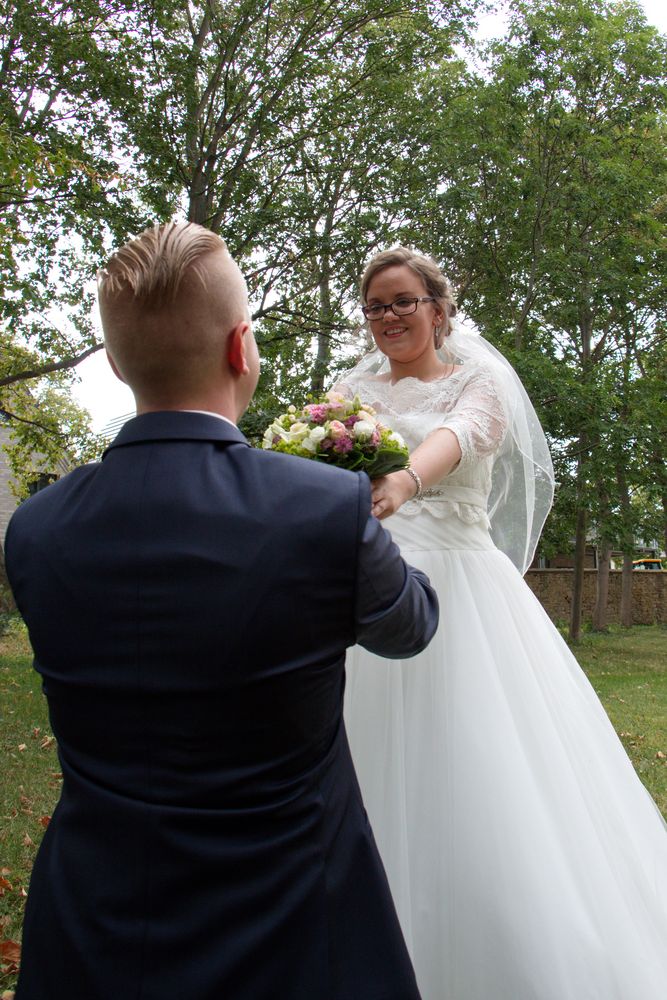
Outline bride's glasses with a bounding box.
[362,296,436,320]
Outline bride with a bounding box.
[336,247,667,999]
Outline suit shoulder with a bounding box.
[246,447,367,495]
[7,463,100,525]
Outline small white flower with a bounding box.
[309,425,326,443]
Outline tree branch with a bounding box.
[0,342,104,387]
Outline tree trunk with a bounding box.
[310,267,332,395]
[310,225,335,394]
[616,460,634,627]
[620,551,634,626]
[569,503,587,642]
[569,294,594,644]
[592,542,611,632]
[569,438,589,642]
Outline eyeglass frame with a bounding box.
[361,296,436,320]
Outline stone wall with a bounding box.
[0,551,15,613]
[0,425,17,611]
[2,561,665,626]
[0,425,19,545]
[525,568,666,626]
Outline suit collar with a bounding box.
[103,410,249,456]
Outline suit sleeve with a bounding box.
[353,475,439,658]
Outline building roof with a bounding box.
[98,411,136,441]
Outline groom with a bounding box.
[5,222,437,999]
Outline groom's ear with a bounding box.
[226,322,251,376]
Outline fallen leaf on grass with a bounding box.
[17,744,26,752]
[0,941,20,978]
[656,751,666,760]
[0,877,12,895]
[22,833,34,847]
[39,736,55,750]
[0,940,20,964]
[38,815,50,829]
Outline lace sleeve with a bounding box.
[431,368,508,466]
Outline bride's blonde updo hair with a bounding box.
[360,246,457,348]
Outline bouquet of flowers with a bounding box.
[262,391,410,479]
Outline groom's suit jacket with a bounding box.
[5,411,437,1000]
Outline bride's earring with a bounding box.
[434,324,442,349]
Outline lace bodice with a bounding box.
[336,364,509,524]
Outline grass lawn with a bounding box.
[1,617,666,993]
[562,623,667,817]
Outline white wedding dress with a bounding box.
[339,360,667,1000]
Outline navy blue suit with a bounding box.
[6,411,438,999]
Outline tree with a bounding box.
[1,0,473,462]
[399,0,667,637]
[0,1,156,475]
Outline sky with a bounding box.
[71,0,667,432]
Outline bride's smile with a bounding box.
[365,263,444,376]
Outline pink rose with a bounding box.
[328,420,347,440]
[333,435,354,454]
[303,404,330,424]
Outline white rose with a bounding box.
[309,425,326,443]
[287,421,309,441]
[389,431,406,448]
[353,420,375,440]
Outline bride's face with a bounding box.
[365,264,443,366]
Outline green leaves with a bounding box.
[1,0,665,593]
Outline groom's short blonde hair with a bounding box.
[98,222,249,399]
[98,222,231,306]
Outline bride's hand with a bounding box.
[371,470,418,520]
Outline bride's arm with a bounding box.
[370,430,461,520]
[371,369,508,521]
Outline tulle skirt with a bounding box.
[344,510,667,1000]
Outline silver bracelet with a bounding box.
[404,465,423,501]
